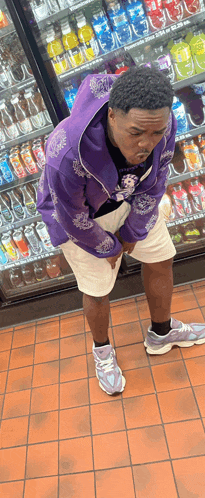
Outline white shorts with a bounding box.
[61,202,176,297]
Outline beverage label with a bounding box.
[32,145,46,169]
[10,156,27,178]
[6,124,19,140]
[30,112,46,129]
[52,54,69,74]
[3,241,18,260]
[1,207,12,223]
[13,205,25,220]
[21,150,38,174]
[19,118,33,135]
[25,201,36,216]
[173,47,191,63]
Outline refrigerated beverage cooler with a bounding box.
[0,0,205,307]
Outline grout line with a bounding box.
[180,351,205,433]
[120,390,138,498]
[57,317,61,498]
[0,327,14,431]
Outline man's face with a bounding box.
[107,106,170,166]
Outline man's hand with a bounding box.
[115,231,136,255]
[107,249,123,269]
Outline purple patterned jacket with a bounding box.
[37,74,177,258]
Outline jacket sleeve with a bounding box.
[46,163,122,259]
[120,113,177,243]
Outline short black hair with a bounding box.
[109,66,174,113]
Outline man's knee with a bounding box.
[84,293,109,303]
[143,258,174,273]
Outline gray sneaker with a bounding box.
[144,317,205,355]
[92,343,126,395]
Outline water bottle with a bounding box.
[91,7,117,53]
[126,0,149,39]
[107,0,133,47]
[172,96,189,135]
[63,83,78,112]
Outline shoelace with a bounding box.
[96,353,115,373]
[178,322,193,334]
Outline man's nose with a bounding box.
[138,138,151,150]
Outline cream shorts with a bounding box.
[61,202,176,297]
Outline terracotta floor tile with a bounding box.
[110,298,135,307]
[0,350,10,372]
[151,361,190,392]
[96,467,135,498]
[86,328,113,354]
[60,379,89,409]
[140,319,151,338]
[192,280,205,288]
[193,286,205,306]
[122,367,155,399]
[15,322,36,330]
[93,431,130,470]
[28,411,58,443]
[36,322,60,343]
[181,342,205,359]
[30,384,59,414]
[60,314,84,337]
[0,371,7,394]
[110,302,139,326]
[0,327,13,334]
[128,425,169,464]
[0,332,12,352]
[24,476,58,498]
[0,481,24,498]
[137,300,150,320]
[185,356,205,386]
[91,400,125,434]
[59,437,93,474]
[61,310,84,318]
[201,306,205,319]
[34,339,59,364]
[32,360,59,388]
[87,353,96,378]
[173,456,205,498]
[6,366,32,393]
[0,394,3,414]
[116,343,149,370]
[60,356,87,383]
[26,441,58,478]
[194,385,205,417]
[59,473,95,498]
[60,334,86,359]
[2,389,31,419]
[0,416,28,448]
[149,347,182,366]
[9,345,34,370]
[173,307,205,324]
[173,284,191,293]
[0,446,26,482]
[59,406,91,439]
[133,461,178,498]
[37,317,59,326]
[158,387,200,423]
[112,321,143,347]
[12,326,35,348]
[171,288,198,313]
[123,394,161,429]
[89,376,123,404]
[165,419,205,459]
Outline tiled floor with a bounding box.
[0,281,205,497]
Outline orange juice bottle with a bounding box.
[61,20,84,68]
[46,28,69,75]
[0,10,9,29]
[182,139,203,171]
[76,13,99,61]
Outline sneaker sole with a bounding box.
[96,367,126,396]
[144,337,205,355]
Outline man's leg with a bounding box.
[83,293,110,344]
[142,258,173,323]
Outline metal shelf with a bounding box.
[167,211,205,227]
[168,167,205,185]
[0,124,53,152]
[0,172,41,195]
[0,24,15,40]
[0,214,42,235]
[173,72,205,91]
[58,56,105,81]
[175,125,205,143]
[0,76,35,100]
[1,247,62,272]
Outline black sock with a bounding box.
[94,338,110,348]
[151,319,171,336]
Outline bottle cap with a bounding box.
[61,21,72,34]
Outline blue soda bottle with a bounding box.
[126,0,149,39]
[0,152,14,183]
[172,97,189,135]
[91,7,117,53]
[63,83,78,112]
[107,0,133,47]
[0,236,7,265]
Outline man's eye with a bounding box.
[130,132,140,136]
[155,131,164,135]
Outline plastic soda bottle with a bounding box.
[32,140,46,170]
[76,13,99,61]
[182,139,203,171]
[0,239,7,264]
[24,225,42,254]
[36,221,54,251]
[46,27,69,75]
[9,268,24,287]
[171,183,192,218]
[153,45,175,82]
[172,97,189,135]
[143,0,166,31]
[91,6,117,53]
[34,261,48,281]
[13,229,30,258]
[188,179,205,212]
[170,38,195,81]
[0,195,13,223]
[9,150,27,178]
[11,94,33,135]
[24,89,46,129]
[61,20,84,68]
[183,0,200,15]
[1,232,19,260]
[189,30,205,74]
[0,152,14,183]
[0,100,19,140]
[20,185,37,217]
[22,264,36,284]
[7,190,26,220]
[20,145,38,175]
[162,0,183,23]
[126,0,149,39]
[106,1,133,46]
[46,258,62,278]
[30,0,49,21]
[63,83,78,111]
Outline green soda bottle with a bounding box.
[170,38,195,81]
[189,29,205,74]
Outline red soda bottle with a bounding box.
[143,0,166,31]
[163,0,183,23]
[188,179,205,212]
[171,183,192,218]
[183,0,200,15]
